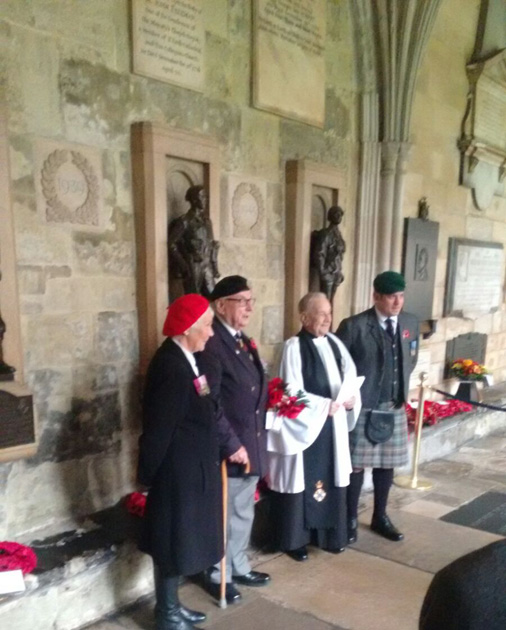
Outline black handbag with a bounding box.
[364,409,396,445]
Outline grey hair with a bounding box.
[298,292,328,315]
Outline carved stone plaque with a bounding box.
[35,139,103,226]
[227,176,267,240]
[402,218,439,322]
[132,0,204,92]
[0,381,37,462]
[253,0,326,127]
[444,238,504,317]
[444,333,487,379]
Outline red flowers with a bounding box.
[406,399,472,428]
[249,337,258,350]
[267,377,308,419]
[0,541,37,574]
[125,492,147,517]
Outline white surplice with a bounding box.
[267,332,362,493]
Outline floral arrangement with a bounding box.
[267,377,308,419]
[0,541,37,574]
[449,358,488,381]
[406,399,472,428]
[125,492,147,518]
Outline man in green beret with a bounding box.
[336,271,419,543]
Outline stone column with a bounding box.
[377,141,400,273]
[391,142,412,270]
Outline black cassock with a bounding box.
[271,328,348,552]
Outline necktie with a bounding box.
[235,332,244,350]
[385,318,395,342]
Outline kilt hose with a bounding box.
[349,402,408,469]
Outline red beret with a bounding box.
[163,294,209,337]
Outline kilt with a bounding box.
[349,402,408,468]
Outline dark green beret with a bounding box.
[373,271,406,294]
[210,275,250,300]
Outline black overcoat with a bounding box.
[138,338,222,577]
[196,318,268,478]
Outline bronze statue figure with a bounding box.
[310,205,346,303]
[168,185,220,298]
[0,271,16,378]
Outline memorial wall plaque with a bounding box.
[402,218,439,322]
[132,0,204,92]
[0,381,37,462]
[35,139,103,226]
[444,332,487,379]
[444,238,504,317]
[253,0,326,128]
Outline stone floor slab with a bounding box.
[355,508,502,573]
[401,498,455,519]
[257,547,432,630]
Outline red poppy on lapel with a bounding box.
[403,330,410,339]
[249,338,258,350]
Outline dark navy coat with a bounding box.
[197,318,268,478]
[138,338,222,577]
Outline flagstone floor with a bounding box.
[84,427,506,630]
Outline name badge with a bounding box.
[410,340,417,357]
[193,375,210,396]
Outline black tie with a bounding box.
[385,318,395,342]
[235,332,244,350]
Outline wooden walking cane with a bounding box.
[219,458,251,609]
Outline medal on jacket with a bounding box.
[193,375,210,396]
[313,480,326,502]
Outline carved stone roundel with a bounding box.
[231,182,264,237]
[41,149,99,225]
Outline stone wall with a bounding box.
[406,0,506,386]
[0,1,357,537]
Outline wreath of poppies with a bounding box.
[0,541,37,574]
[125,492,147,518]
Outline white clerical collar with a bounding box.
[172,338,199,376]
[217,315,241,339]
[374,308,398,330]
[312,335,329,347]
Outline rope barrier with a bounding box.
[428,386,506,412]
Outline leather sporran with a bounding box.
[364,409,395,445]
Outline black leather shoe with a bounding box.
[325,547,346,554]
[233,570,271,586]
[370,514,404,541]
[286,546,308,562]
[348,518,358,544]
[180,605,206,624]
[205,581,242,604]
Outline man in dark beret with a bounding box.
[197,275,270,604]
[336,271,419,543]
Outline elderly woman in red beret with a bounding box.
[138,294,222,630]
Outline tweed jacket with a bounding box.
[336,307,419,409]
[197,318,268,478]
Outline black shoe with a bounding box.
[180,605,206,624]
[324,547,346,554]
[286,546,308,562]
[233,570,271,586]
[205,581,242,604]
[370,514,404,542]
[348,518,358,544]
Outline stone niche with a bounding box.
[284,160,348,336]
[0,105,37,462]
[131,122,220,373]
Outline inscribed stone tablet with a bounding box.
[253,0,326,127]
[444,238,504,317]
[132,0,204,92]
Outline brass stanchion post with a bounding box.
[395,371,433,490]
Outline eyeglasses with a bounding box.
[224,297,256,307]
